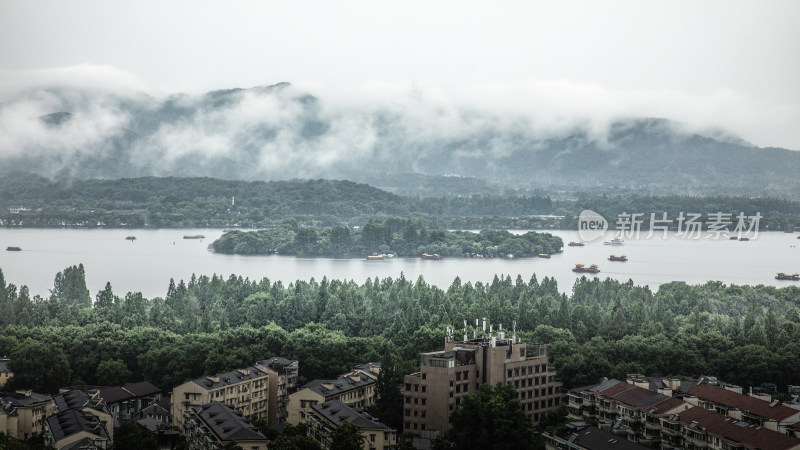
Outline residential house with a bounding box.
[0,390,54,440]
[288,365,380,425]
[306,400,397,450]
[184,402,269,450]
[254,356,298,426]
[660,406,800,450]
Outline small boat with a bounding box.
[775,273,800,281]
[183,235,205,239]
[568,241,585,247]
[422,253,440,260]
[785,230,794,233]
[366,254,384,261]
[125,236,136,241]
[729,236,738,240]
[604,238,624,246]
[739,237,750,241]
[538,253,551,259]
[6,246,21,251]
[572,263,600,273]
[608,255,628,262]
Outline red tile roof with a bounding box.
[688,384,800,421]
[671,407,800,450]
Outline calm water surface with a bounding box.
[0,228,798,299]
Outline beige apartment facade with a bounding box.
[255,356,298,426]
[171,366,269,434]
[288,364,380,425]
[0,390,54,440]
[403,328,564,435]
[306,400,397,450]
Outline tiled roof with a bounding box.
[596,381,633,397]
[191,367,267,390]
[192,402,267,442]
[97,386,129,404]
[303,373,376,398]
[688,384,799,421]
[671,407,800,450]
[611,385,668,409]
[54,389,94,412]
[569,378,624,394]
[311,400,392,430]
[46,409,109,443]
[98,381,161,404]
[122,381,160,397]
[647,397,686,415]
[257,357,297,373]
[555,425,650,450]
[0,391,52,408]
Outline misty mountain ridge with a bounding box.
[2,82,798,195]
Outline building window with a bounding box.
[520,348,525,357]
[422,398,426,405]
[422,386,426,393]
[422,373,426,380]
[456,372,461,381]
[507,370,512,378]
[463,371,469,380]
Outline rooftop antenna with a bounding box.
[463,320,468,342]
[513,320,517,343]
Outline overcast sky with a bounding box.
[1,0,799,149]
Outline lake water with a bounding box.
[0,228,798,299]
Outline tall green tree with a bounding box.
[329,421,366,450]
[447,383,535,450]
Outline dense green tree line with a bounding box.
[211,220,563,257]
[1,266,799,396]
[2,173,799,231]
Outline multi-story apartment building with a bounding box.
[97,381,162,421]
[306,400,397,450]
[45,408,111,450]
[544,421,651,450]
[660,406,800,450]
[402,325,564,435]
[685,382,800,434]
[184,402,269,450]
[171,366,269,434]
[568,379,689,446]
[255,356,298,425]
[0,358,12,387]
[44,389,115,450]
[0,390,54,440]
[288,364,380,425]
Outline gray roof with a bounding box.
[46,409,109,443]
[569,379,624,394]
[98,381,161,404]
[311,400,392,430]
[0,391,52,410]
[191,367,267,390]
[553,424,648,450]
[257,357,298,373]
[303,373,376,398]
[54,389,94,412]
[192,402,267,442]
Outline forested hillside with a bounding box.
[0,266,797,395]
[3,83,800,195]
[2,173,800,231]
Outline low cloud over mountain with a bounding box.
[1,77,798,195]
